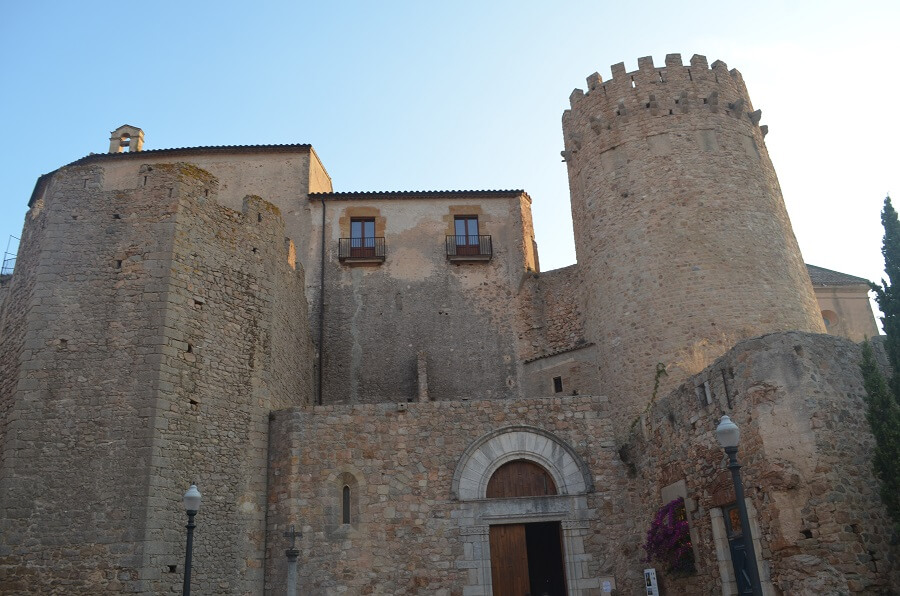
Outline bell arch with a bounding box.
[451,425,593,500]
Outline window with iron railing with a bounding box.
[339,219,385,262]
[446,235,492,260]
[447,215,491,260]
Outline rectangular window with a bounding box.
[553,376,563,393]
[454,215,480,256]
[350,218,376,258]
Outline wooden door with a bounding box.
[490,524,530,596]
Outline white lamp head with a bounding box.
[183,484,202,513]
[715,415,740,448]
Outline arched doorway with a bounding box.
[487,460,567,596]
[451,426,598,595]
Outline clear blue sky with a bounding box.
[2,1,897,306]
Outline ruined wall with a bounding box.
[308,193,533,404]
[630,332,899,594]
[563,54,825,428]
[265,396,644,595]
[0,162,313,594]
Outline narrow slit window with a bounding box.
[553,376,563,393]
[342,485,351,524]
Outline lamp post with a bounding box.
[284,524,301,596]
[182,484,202,596]
[715,415,763,596]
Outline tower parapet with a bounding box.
[563,54,763,163]
[563,54,825,426]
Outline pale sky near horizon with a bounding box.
[1,1,898,319]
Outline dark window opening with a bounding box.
[553,376,563,393]
[342,485,351,524]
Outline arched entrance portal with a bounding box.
[451,426,599,595]
[487,460,567,596]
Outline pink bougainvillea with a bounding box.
[642,497,696,575]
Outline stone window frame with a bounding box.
[326,470,362,534]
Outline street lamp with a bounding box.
[715,415,763,596]
[182,484,202,596]
[284,524,301,596]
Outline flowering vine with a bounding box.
[642,497,696,575]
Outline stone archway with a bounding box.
[451,425,593,500]
[451,426,599,595]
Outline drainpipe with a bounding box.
[317,195,326,405]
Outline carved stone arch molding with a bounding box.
[451,425,594,500]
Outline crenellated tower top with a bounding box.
[562,54,766,162]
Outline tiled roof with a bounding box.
[310,190,529,201]
[64,144,312,168]
[806,264,871,286]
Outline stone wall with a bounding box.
[138,164,314,594]
[563,54,825,428]
[307,193,535,404]
[265,396,646,595]
[0,275,9,313]
[63,146,333,263]
[517,265,601,397]
[521,344,601,399]
[631,331,899,594]
[0,163,180,592]
[0,162,313,594]
[814,285,880,342]
[517,265,586,360]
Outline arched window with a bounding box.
[342,485,351,524]
[486,459,557,498]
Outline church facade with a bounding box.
[0,54,896,594]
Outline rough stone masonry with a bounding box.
[0,55,895,595]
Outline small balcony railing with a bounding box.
[1,256,15,276]
[338,237,386,262]
[446,235,492,261]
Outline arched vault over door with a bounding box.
[451,425,594,500]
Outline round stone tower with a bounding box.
[562,53,825,418]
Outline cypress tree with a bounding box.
[863,194,900,529]
[859,341,900,528]
[870,195,900,402]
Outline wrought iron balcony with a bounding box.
[446,235,492,261]
[338,237,386,262]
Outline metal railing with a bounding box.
[1,236,19,276]
[446,235,492,259]
[338,237,386,261]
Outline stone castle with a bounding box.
[0,53,894,594]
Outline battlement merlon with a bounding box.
[563,53,759,132]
